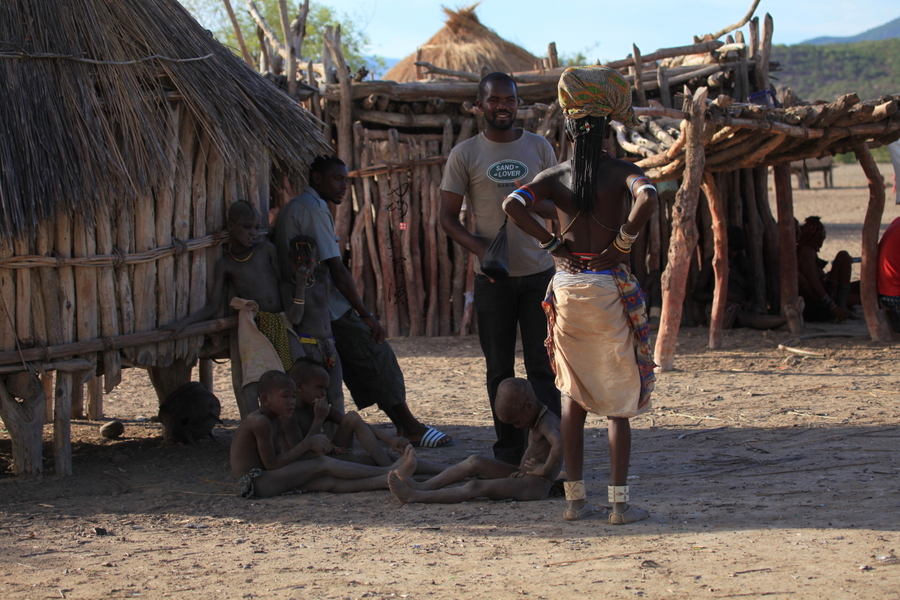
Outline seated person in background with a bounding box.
[274,155,452,448]
[692,226,787,330]
[230,370,418,499]
[877,217,900,333]
[387,378,563,505]
[282,360,447,475]
[280,235,344,415]
[169,201,294,418]
[797,216,859,323]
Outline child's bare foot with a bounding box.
[392,469,424,490]
[390,445,417,478]
[388,470,420,505]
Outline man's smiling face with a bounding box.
[478,80,519,132]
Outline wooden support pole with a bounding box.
[87,374,103,420]
[654,87,708,371]
[656,67,672,109]
[247,0,288,60]
[547,42,559,68]
[291,1,310,87]
[0,372,46,476]
[755,166,780,312]
[853,143,892,341]
[71,379,84,420]
[632,45,647,107]
[702,172,729,349]
[749,16,759,59]
[223,0,254,67]
[54,371,73,476]
[754,13,773,91]
[324,26,353,259]
[741,168,768,311]
[42,372,53,422]
[199,359,214,393]
[773,163,802,333]
[277,0,297,96]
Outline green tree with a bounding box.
[179,0,375,71]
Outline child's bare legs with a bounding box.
[301,446,417,493]
[389,470,548,504]
[250,454,385,498]
[608,416,648,524]
[406,454,518,491]
[332,411,393,466]
[331,451,448,475]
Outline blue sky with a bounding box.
[318,0,899,62]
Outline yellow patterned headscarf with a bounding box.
[558,66,640,127]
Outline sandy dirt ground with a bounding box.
[1,163,899,600]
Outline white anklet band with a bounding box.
[608,485,629,503]
[564,480,586,501]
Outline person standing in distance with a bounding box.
[440,72,561,465]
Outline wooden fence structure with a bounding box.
[3,3,898,478]
[0,0,329,477]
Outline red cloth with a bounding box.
[877,217,900,296]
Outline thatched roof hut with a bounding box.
[0,0,329,476]
[0,0,327,241]
[382,5,539,81]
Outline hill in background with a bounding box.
[771,37,900,102]
[801,15,900,45]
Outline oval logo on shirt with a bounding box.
[486,160,528,183]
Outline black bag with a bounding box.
[481,217,510,280]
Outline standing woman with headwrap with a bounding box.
[503,67,658,523]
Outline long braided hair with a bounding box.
[566,115,609,213]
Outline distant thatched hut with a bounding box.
[383,5,539,81]
[0,0,329,476]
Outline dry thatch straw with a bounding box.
[0,0,329,242]
[383,4,538,82]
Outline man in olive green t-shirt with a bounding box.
[440,72,561,465]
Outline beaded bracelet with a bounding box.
[612,238,632,253]
[540,234,561,250]
[618,225,639,241]
[293,298,306,305]
[614,234,635,252]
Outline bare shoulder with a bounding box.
[237,412,270,437]
[537,410,562,438]
[607,155,645,178]
[534,162,571,192]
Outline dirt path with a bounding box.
[1,163,898,599]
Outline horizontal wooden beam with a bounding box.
[0,317,237,367]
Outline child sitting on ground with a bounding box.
[283,360,447,475]
[230,370,417,499]
[169,201,295,418]
[387,377,563,504]
[279,235,345,415]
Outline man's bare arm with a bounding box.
[440,190,488,260]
